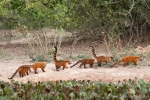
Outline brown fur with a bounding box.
[110,56,140,68]
[70,58,95,68]
[30,62,47,74]
[54,46,71,71]
[89,46,114,66]
[8,65,31,79]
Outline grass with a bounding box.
[0,50,12,60]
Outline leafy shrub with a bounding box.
[29,54,47,62]
[1,78,150,99]
[77,54,91,59]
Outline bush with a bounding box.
[1,78,150,99]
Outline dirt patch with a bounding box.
[0,36,150,83]
[1,57,150,83]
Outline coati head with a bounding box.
[67,61,71,64]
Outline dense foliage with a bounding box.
[0,78,150,99]
[0,0,150,43]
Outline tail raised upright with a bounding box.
[89,45,97,59]
[53,46,57,61]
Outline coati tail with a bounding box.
[110,60,122,68]
[8,67,20,79]
[89,46,97,59]
[53,46,57,61]
[70,60,82,68]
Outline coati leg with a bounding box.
[29,68,31,72]
[56,67,59,71]
[98,62,101,66]
[105,61,108,64]
[90,64,93,68]
[133,61,137,65]
[84,64,86,68]
[23,73,26,76]
[63,66,65,70]
[19,71,21,77]
[21,73,23,77]
[79,63,83,68]
[126,62,129,66]
[124,62,127,66]
[41,68,45,72]
[34,68,38,74]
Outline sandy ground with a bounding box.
[1,58,150,83]
[0,34,150,83]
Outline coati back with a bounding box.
[53,46,71,71]
[110,56,140,68]
[30,62,47,74]
[70,58,95,68]
[8,65,31,79]
[89,46,114,66]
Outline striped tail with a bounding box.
[110,60,122,68]
[89,46,97,59]
[53,46,57,61]
[70,60,82,68]
[8,67,20,79]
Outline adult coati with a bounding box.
[30,62,47,74]
[8,65,31,79]
[89,46,114,66]
[53,46,71,71]
[70,58,95,68]
[110,56,141,68]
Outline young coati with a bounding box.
[8,65,31,79]
[70,58,95,68]
[30,62,47,74]
[89,46,114,66]
[110,56,140,68]
[53,46,71,71]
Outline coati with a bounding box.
[110,56,140,68]
[30,62,47,74]
[53,46,71,71]
[70,58,95,68]
[8,65,31,79]
[89,46,114,66]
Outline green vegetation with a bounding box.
[0,1,149,98]
[0,78,150,99]
[0,0,150,44]
[0,50,12,60]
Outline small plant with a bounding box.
[29,54,47,61]
[68,52,77,60]
[0,50,12,60]
[77,54,91,59]
[1,78,150,99]
[27,29,66,62]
